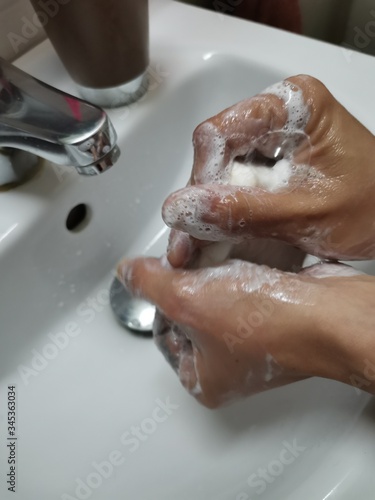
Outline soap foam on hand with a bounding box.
[158,79,313,400]
[194,80,311,393]
[196,156,297,267]
[194,79,311,268]
[224,79,311,192]
[230,158,293,192]
[195,154,303,269]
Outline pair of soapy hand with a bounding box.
[118,75,375,408]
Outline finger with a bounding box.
[162,184,313,245]
[153,311,201,396]
[153,311,183,372]
[166,229,195,268]
[117,257,177,316]
[191,93,287,185]
[190,74,316,185]
[299,262,364,279]
[117,255,202,391]
[166,229,214,269]
[117,256,237,329]
[117,256,207,328]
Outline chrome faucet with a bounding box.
[0,57,120,183]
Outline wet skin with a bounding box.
[118,75,375,408]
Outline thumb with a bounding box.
[162,184,312,244]
[117,257,203,396]
[117,257,194,324]
[117,257,172,306]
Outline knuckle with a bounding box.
[192,120,215,147]
[288,74,333,106]
[288,74,323,90]
[159,274,188,321]
[165,273,203,330]
[168,276,191,316]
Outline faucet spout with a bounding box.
[0,57,120,179]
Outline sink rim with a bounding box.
[1,2,375,499]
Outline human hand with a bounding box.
[117,257,375,408]
[164,75,375,265]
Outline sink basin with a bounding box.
[1,1,375,499]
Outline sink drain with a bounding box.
[109,277,155,336]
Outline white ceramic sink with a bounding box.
[1,1,375,499]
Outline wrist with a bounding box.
[349,132,375,259]
[313,276,375,393]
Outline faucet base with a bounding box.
[0,150,40,188]
[77,71,149,108]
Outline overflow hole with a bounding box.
[66,204,90,232]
